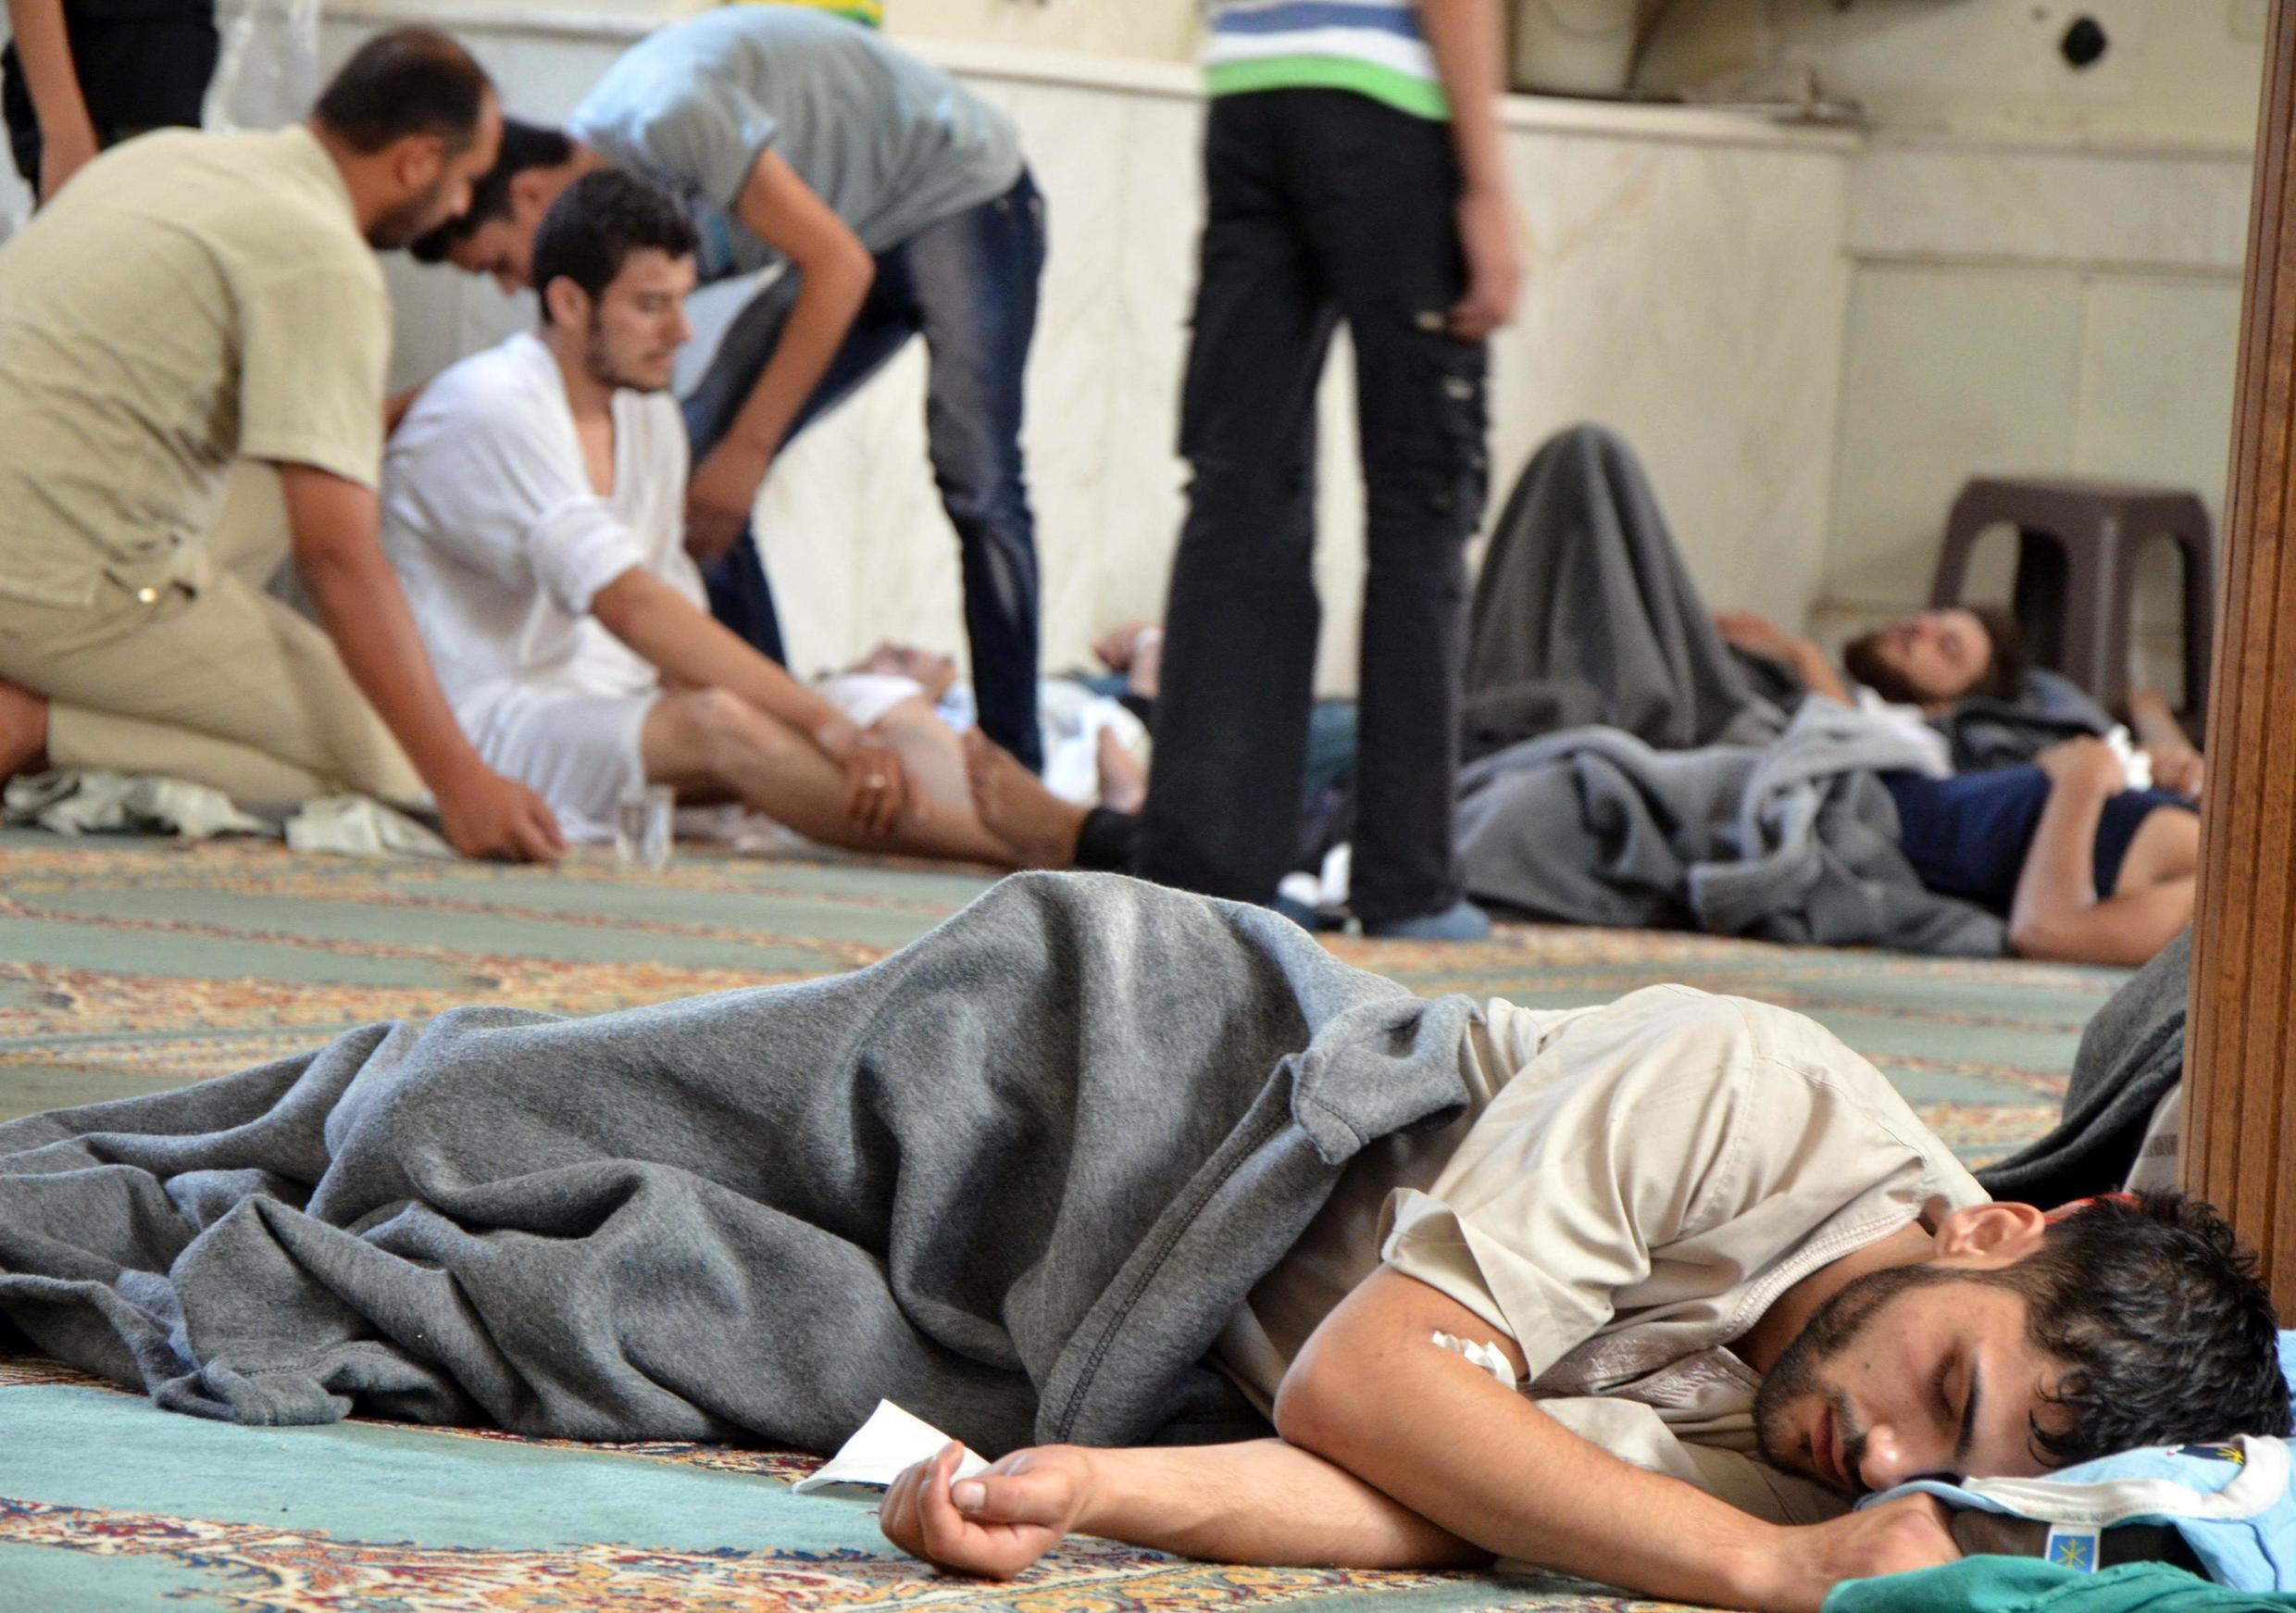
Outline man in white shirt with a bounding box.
[382,169,1014,860]
[880,983,2290,1612]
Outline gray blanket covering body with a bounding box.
[0,872,1476,1455]
[1455,700,2007,955]
[1464,424,1783,758]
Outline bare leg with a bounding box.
[1096,726,1148,816]
[644,689,1017,866]
[868,694,972,810]
[0,677,49,783]
[963,730,1088,870]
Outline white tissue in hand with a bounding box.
[789,1398,992,1494]
[1431,1330,1518,1387]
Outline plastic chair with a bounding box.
[1928,476,2215,729]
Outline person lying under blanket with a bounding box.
[0,873,2281,1613]
[381,169,1024,863]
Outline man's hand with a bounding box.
[2146,742,2205,799]
[1713,610,1807,663]
[834,732,909,836]
[2036,736,2127,795]
[434,763,566,863]
[685,441,772,565]
[881,1442,1093,1580]
[1752,1494,1961,1613]
[1449,186,1523,343]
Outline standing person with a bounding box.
[3,0,215,204]
[0,28,564,863]
[1132,0,1522,940]
[411,6,1049,771]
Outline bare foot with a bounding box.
[963,730,1088,869]
[1095,726,1148,816]
[0,677,49,783]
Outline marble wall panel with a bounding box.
[1827,263,2087,610]
[1848,144,2254,276]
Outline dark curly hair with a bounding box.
[528,169,698,324]
[408,118,575,264]
[1841,604,2029,707]
[1977,1191,2290,1466]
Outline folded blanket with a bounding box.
[1454,698,2007,955]
[0,871,1476,1456]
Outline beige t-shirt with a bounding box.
[1214,984,1987,1524]
[0,126,391,608]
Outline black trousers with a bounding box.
[1134,89,1489,925]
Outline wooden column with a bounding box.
[2184,0,2296,1310]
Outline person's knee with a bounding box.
[680,687,804,773]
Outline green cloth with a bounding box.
[1828,1557,2296,1613]
[1204,56,1451,121]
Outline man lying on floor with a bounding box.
[382,169,1014,863]
[0,874,2281,1613]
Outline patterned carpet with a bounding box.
[0,829,2129,1611]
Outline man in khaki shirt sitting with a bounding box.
[0,28,562,862]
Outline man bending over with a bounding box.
[383,170,1012,861]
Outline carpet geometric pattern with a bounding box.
[0,829,2129,1610]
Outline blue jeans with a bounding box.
[682,170,1048,771]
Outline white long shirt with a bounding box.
[380,332,702,763]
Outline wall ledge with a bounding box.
[321,0,1861,154]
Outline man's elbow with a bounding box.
[1270,1362,1355,1464]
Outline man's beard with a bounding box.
[367,178,458,251]
[1752,1261,1962,1492]
[583,322,668,394]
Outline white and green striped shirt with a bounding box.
[1203,0,1448,121]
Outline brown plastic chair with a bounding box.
[1928,476,2215,729]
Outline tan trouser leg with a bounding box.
[0,568,422,809]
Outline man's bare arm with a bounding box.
[277,464,564,862]
[2125,690,2203,796]
[1418,0,1523,340]
[884,1267,1955,1610]
[1272,1269,1957,1612]
[682,151,876,562]
[590,565,909,832]
[592,565,857,752]
[6,0,99,201]
[884,1438,1486,1580]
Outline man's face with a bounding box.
[448,164,568,294]
[1866,607,1994,705]
[580,248,697,394]
[368,96,505,251]
[1753,1264,2073,1498]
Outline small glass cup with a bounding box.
[615,783,675,870]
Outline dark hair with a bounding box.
[529,169,697,322]
[1978,1192,2290,1467]
[408,117,575,264]
[312,28,493,157]
[1841,603,2030,707]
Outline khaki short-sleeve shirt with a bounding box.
[0,125,390,608]
[1215,986,1988,1524]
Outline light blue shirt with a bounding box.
[568,8,1024,283]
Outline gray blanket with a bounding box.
[1464,423,1783,758]
[0,871,1476,1456]
[1455,700,2007,955]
